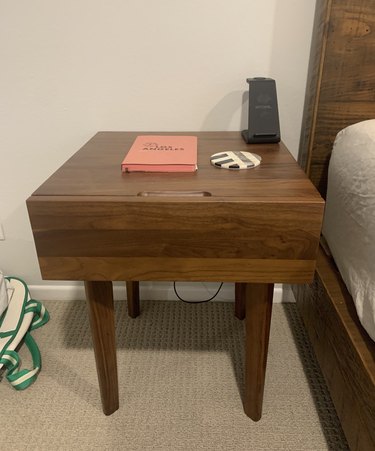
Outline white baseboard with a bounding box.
[28,282,294,303]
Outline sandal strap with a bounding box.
[0,299,49,339]
[0,277,49,390]
[25,299,50,331]
[0,333,41,390]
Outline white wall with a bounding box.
[0,0,316,298]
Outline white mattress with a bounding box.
[322,119,375,342]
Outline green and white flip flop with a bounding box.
[0,277,49,390]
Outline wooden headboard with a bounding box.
[298,0,375,197]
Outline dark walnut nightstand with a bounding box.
[27,132,324,420]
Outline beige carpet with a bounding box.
[0,300,349,450]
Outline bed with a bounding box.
[292,1,375,450]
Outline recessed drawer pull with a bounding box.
[137,191,212,197]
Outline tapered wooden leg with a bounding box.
[126,281,140,318]
[84,281,119,415]
[244,283,274,421]
[235,282,246,319]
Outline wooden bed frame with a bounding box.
[293,1,375,450]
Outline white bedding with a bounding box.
[322,119,375,342]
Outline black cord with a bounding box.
[173,282,223,304]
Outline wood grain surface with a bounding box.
[84,281,119,415]
[298,0,375,196]
[244,283,274,421]
[295,2,375,448]
[295,248,375,451]
[27,132,324,283]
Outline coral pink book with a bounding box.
[121,135,198,172]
